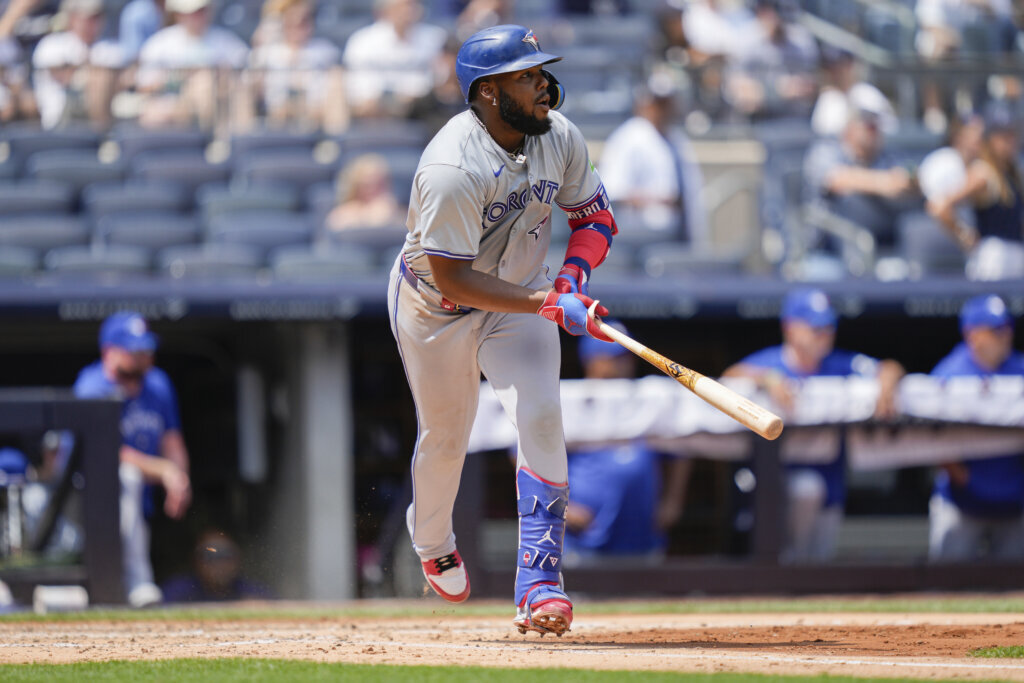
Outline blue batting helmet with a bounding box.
[455,24,562,105]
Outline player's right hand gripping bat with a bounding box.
[587,302,784,441]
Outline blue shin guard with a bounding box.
[514,468,570,612]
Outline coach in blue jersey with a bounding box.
[722,288,905,562]
[73,312,191,607]
[929,294,1024,561]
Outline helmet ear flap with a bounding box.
[542,69,564,110]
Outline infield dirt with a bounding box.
[2,610,1024,680]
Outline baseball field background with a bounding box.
[2,593,1024,681]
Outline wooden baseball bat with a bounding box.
[586,302,784,441]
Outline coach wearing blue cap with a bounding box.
[929,294,1024,561]
[73,311,191,607]
[722,288,905,563]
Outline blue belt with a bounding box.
[400,256,473,314]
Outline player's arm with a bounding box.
[120,442,191,520]
[873,359,906,420]
[721,362,794,412]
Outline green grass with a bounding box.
[971,645,1024,658]
[0,660,1013,683]
[2,594,1024,624]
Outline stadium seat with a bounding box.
[269,243,379,281]
[96,212,202,250]
[206,210,314,255]
[26,150,126,196]
[0,180,76,215]
[336,120,430,156]
[0,246,39,278]
[897,211,965,276]
[83,182,190,219]
[196,183,301,222]
[236,151,339,190]
[43,244,152,277]
[324,224,409,262]
[229,130,321,163]
[639,242,747,278]
[0,123,100,173]
[0,214,90,250]
[306,181,337,229]
[131,150,231,198]
[110,126,209,166]
[157,243,265,279]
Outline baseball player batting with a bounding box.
[387,24,618,636]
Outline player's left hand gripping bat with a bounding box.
[587,302,784,441]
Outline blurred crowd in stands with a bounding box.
[0,0,1022,283]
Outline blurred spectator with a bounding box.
[723,0,818,121]
[681,0,753,63]
[136,0,249,129]
[598,73,708,247]
[803,100,920,258]
[920,111,986,240]
[722,288,905,563]
[563,323,693,564]
[928,103,1024,278]
[407,35,465,135]
[31,0,124,129]
[118,0,164,62]
[341,0,446,119]
[915,0,1019,132]
[162,529,271,602]
[449,0,512,41]
[0,33,32,121]
[557,0,629,14]
[929,294,1024,562]
[811,48,897,138]
[73,312,191,607]
[326,153,407,232]
[248,0,344,131]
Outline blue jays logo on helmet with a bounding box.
[455,24,562,103]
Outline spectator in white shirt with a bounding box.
[811,48,897,138]
[598,73,708,247]
[919,111,986,246]
[681,0,754,62]
[342,0,447,119]
[136,0,249,128]
[247,0,344,131]
[32,0,124,129]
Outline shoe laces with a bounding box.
[432,553,460,573]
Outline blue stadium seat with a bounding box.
[336,120,430,157]
[43,244,152,277]
[0,123,100,173]
[324,224,409,265]
[269,243,379,281]
[0,181,76,215]
[131,150,231,198]
[306,181,337,229]
[206,210,314,255]
[236,151,339,190]
[229,130,321,163]
[196,183,301,222]
[110,126,210,166]
[26,150,126,195]
[0,246,39,278]
[158,243,265,279]
[638,242,747,277]
[96,212,202,250]
[0,214,90,250]
[83,182,190,219]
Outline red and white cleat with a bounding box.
[421,551,470,603]
[514,597,573,636]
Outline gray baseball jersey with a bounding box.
[388,107,610,563]
[401,109,605,290]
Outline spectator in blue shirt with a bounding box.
[118,0,164,62]
[722,288,905,563]
[929,294,1024,561]
[73,311,191,607]
[563,322,692,564]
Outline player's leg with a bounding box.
[388,265,482,601]
[989,514,1024,560]
[782,467,827,563]
[928,494,982,561]
[807,504,842,563]
[119,463,162,607]
[479,311,572,635]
